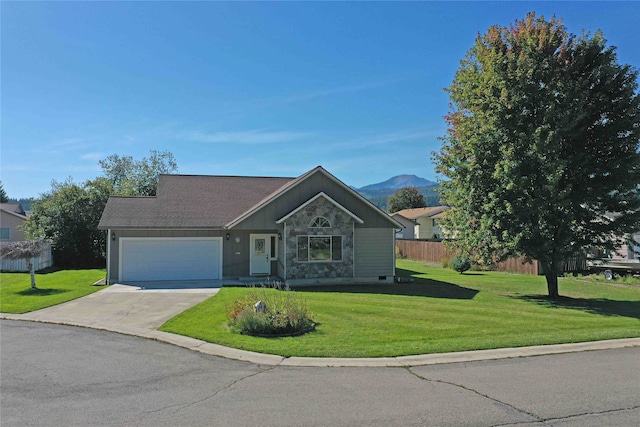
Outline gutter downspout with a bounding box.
[106,229,111,285]
[283,223,287,281]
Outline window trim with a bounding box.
[309,216,331,228]
[0,227,10,240]
[297,235,343,262]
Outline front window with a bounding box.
[0,227,10,240]
[297,235,342,262]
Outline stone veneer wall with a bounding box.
[285,197,354,279]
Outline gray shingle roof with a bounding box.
[98,174,295,229]
[0,203,27,218]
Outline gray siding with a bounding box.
[236,172,396,230]
[108,228,278,283]
[354,228,395,278]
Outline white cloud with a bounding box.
[185,129,313,144]
[278,80,398,104]
[80,152,106,161]
[51,138,90,150]
[325,127,442,150]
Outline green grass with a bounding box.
[161,260,640,358]
[0,269,106,314]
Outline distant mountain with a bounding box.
[358,175,436,192]
[355,175,441,210]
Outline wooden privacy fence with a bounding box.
[0,242,54,272]
[396,240,458,266]
[396,239,540,276]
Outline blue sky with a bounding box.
[2,1,639,198]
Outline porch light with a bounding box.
[112,233,116,241]
[226,233,230,241]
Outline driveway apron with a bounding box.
[8,283,219,336]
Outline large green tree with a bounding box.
[25,150,178,267]
[24,178,113,268]
[387,186,427,213]
[434,13,640,297]
[99,149,178,196]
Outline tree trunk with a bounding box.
[29,260,37,289]
[543,262,559,298]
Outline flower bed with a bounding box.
[228,283,316,337]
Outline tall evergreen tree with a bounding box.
[434,13,640,297]
[0,181,9,202]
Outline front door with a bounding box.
[250,234,273,275]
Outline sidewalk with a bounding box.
[2,284,639,367]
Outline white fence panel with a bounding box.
[0,242,53,272]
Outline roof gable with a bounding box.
[0,203,27,220]
[276,192,364,224]
[227,166,402,229]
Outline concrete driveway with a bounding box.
[5,283,220,336]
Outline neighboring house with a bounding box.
[0,203,54,272]
[0,203,28,242]
[392,213,417,240]
[98,166,403,286]
[630,232,640,260]
[592,232,640,262]
[391,206,449,240]
[617,234,640,261]
[589,212,640,262]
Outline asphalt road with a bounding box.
[1,320,638,426]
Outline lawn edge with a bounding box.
[1,316,638,367]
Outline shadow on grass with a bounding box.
[516,295,640,320]
[296,268,478,300]
[16,288,69,297]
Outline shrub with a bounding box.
[451,255,472,274]
[228,283,316,337]
[441,257,452,269]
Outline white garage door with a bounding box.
[120,238,222,281]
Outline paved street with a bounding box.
[2,320,638,426]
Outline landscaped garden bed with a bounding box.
[227,283,316,337]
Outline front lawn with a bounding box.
[160,260,640,357]
[0,269,106,314]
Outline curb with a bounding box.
[2,314,638,367]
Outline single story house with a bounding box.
[98,166,403,286]
[391,206,449,240]
[0,203,28,242]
